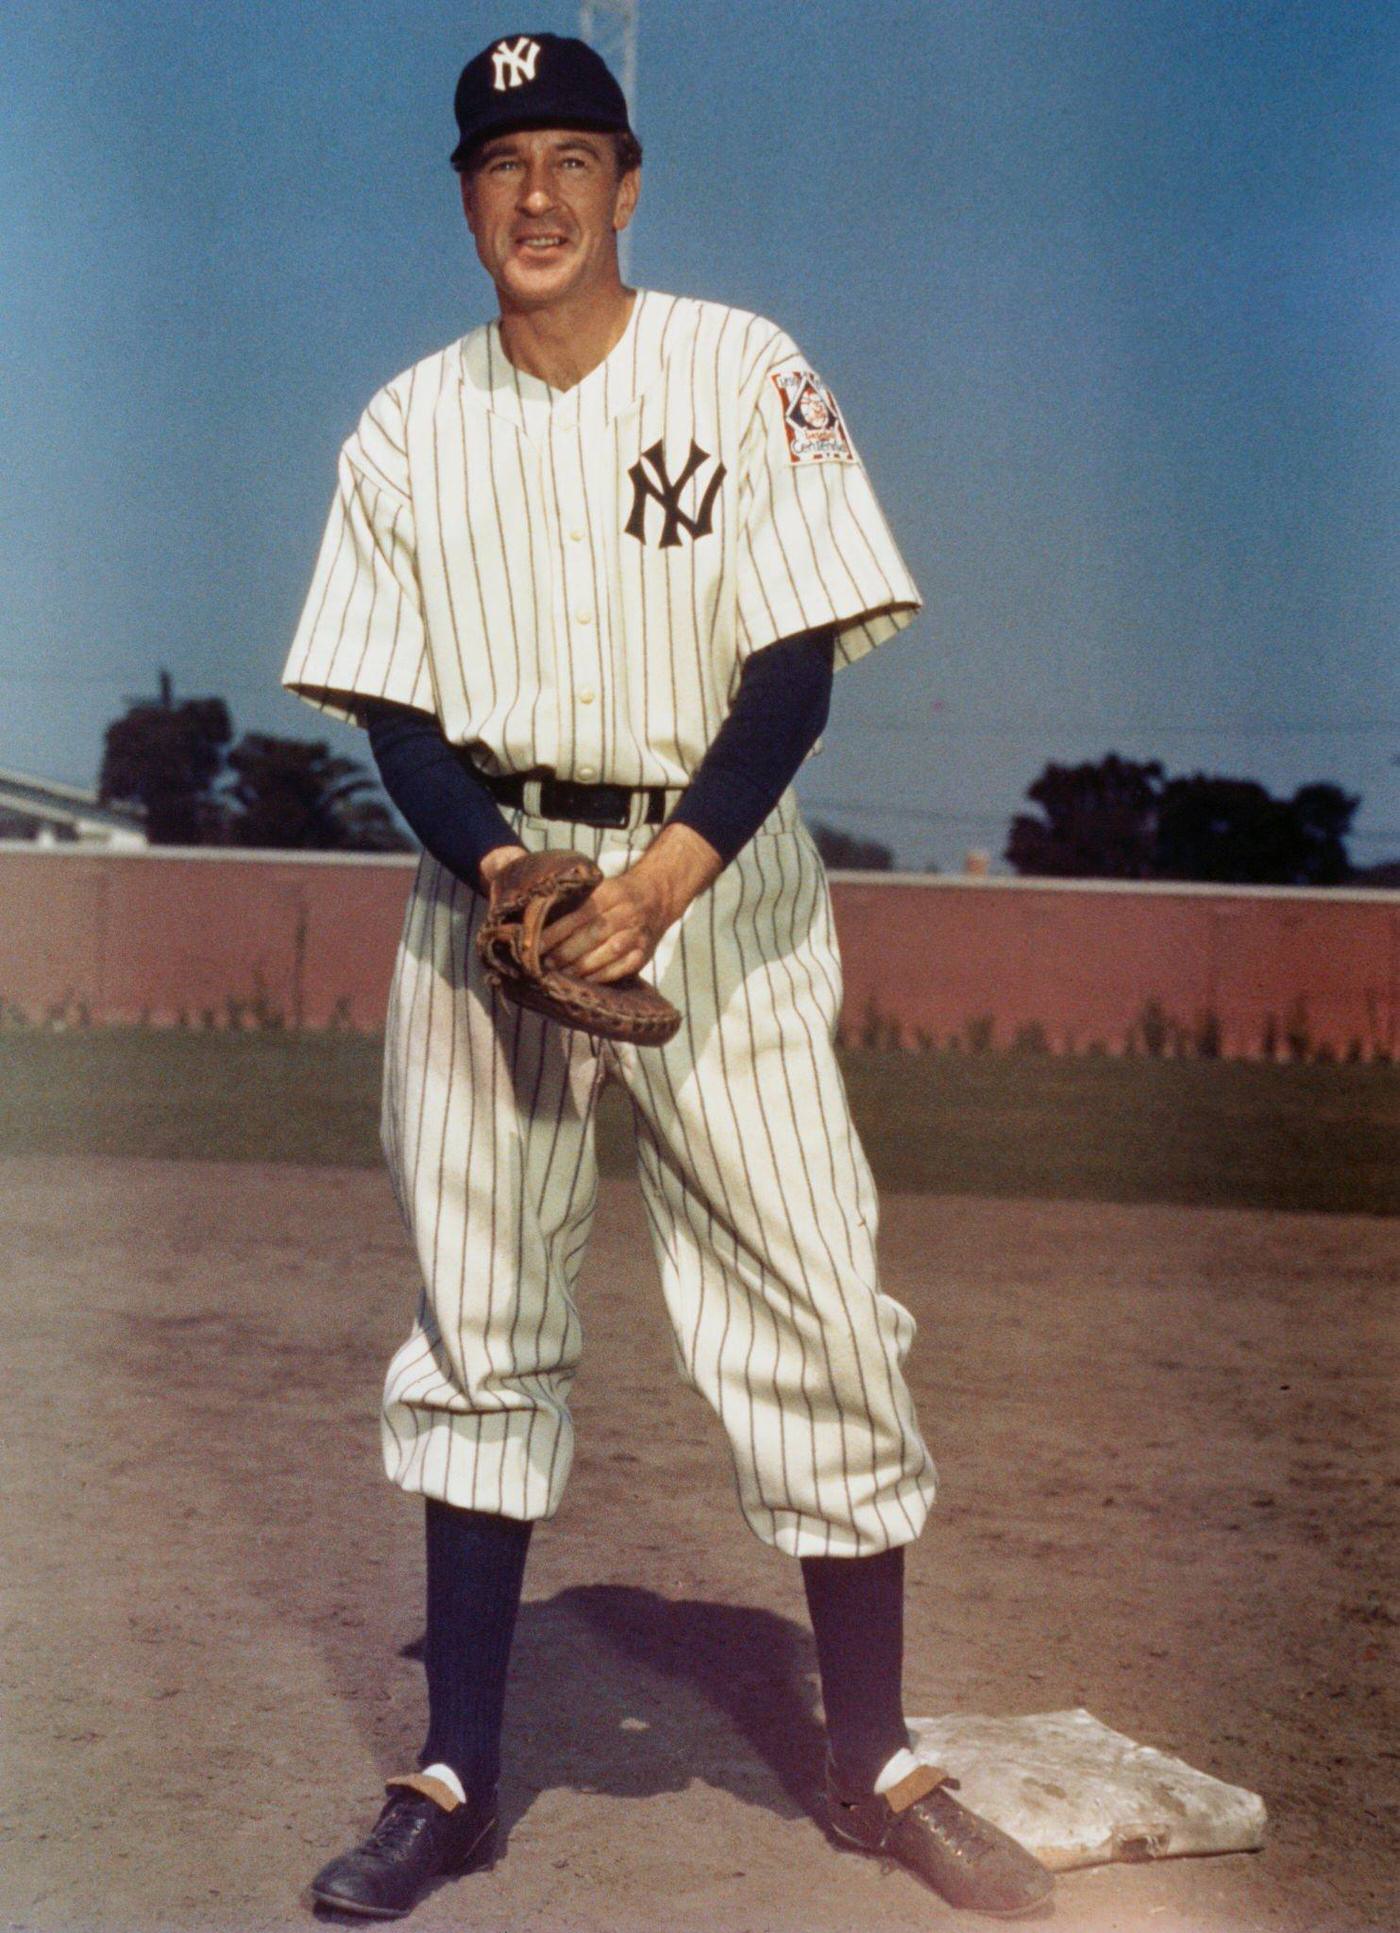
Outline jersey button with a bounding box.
[578,764,597,782]
[569,527,585,543]
[579,686,596,705]
[574,608,593,626]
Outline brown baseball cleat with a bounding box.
[826,1757,1054,1918]
[308,1772,497,1920]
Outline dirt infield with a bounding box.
[1,1158,1394,1933]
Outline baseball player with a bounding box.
[282,32,1051,1922]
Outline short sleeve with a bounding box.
[280,392,437,726]
[735,336,921,669]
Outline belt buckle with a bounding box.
[551,778,629,828]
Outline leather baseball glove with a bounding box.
[476,849,683,1047]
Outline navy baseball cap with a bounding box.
[450,32,634,170]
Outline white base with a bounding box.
[905,1708,1267,1873]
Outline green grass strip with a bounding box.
[0,1031,1394,1216]
[840,1051,1399,1216]
[0,1031,386,1168]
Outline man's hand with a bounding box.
[540,824,722,982]
[480,842,529,891]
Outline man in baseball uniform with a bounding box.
[283,32,1051,1922]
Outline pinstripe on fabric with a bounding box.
[379,800,935,1556]
[283,292,920,759]
[284,290,934,1556]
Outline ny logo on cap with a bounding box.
[491,36,541,91]
[625,439,727,549]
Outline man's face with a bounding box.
[460,127,639,312]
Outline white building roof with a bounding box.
[0,766,148,847]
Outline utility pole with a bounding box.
[579,0,639,279]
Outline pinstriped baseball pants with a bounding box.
[378,793,936,1559]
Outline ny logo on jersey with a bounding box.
[624,439,727,549]
[491,36,541,90]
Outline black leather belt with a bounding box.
[480,768,669,829]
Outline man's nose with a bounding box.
[518,160,556,210]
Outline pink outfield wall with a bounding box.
[1,845,1397,1057]
[835,874,1399,1058]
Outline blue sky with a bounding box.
[2,0,1395,869]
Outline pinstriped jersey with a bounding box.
[282,289,920,788]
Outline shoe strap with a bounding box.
[384,1771,462,1813]
[884,1763,952,1814]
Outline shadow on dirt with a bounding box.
[402,1585,827,1835]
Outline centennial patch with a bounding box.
[770,367,856,465]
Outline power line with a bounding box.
[804,797,1007,826]
[801,793,1400,845]
[8,668,1392,750]
[837,715,1400,739]
[0,667,333,694]
[7,668,1395,744]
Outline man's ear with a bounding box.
[613,165,641,235]
[458,171,478,235]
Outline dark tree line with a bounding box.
[809,821,895,871]
[1005,753,1359,886]
[95,682,1367,885]
[96,683,912,866]
[98,681,407,851]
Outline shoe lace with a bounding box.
[364,1795,435,1857]
[921,1787,1002,1868]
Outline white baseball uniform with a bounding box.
[283,289,937,1557]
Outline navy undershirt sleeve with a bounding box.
[667,627,835,865]
[363,704,518,895]
[363,623,835,890]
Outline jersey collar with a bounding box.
[457,289,674,432]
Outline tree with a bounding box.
[1005,753,1361,885]
[223,734,410,851]
[1286,781,1360,886]
[1005,754,1162,878]
[99,691,233,843]
[1156,775,1359,886]
[809,821,894,871]
[96,677,409,851]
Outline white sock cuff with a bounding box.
[873,1746,923,1795]
[419,1761,467,1805]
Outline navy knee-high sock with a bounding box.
[801,1546,910,1793]
[419,1499,533,1795]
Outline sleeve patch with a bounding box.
[770,366,856,465]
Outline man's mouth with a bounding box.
[516,234,569,253]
